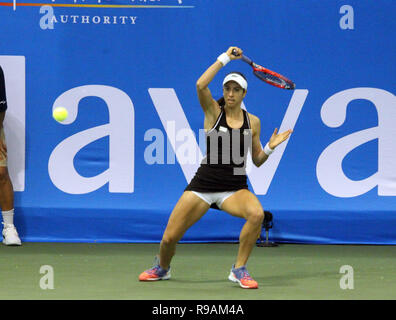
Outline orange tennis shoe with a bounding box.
[228,264,258,289]
[139,257,171,281]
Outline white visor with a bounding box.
[223,73,248,90]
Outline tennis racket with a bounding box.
[232,49,295,90]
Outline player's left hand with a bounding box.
[268,128,293,149]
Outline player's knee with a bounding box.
[247,207,264,225]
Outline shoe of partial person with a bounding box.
[228,264,258,289]
[2,223,22,246]
[139,256,171,281]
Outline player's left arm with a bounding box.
[249,114,267,167]
[249,113,293,167]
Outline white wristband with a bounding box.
[217,52,231,66]
[264,142,274,156]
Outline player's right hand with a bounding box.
[227,47,243,60]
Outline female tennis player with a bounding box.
[139,46,292,289]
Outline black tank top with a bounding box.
[185,106,252,192]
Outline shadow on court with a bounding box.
[0,243,395,299]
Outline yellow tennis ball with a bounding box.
[53,107,68,122]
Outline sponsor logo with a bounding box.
[243,129,250,135]
[0,1,195,29]
[4,0,192,10]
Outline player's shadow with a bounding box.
[256,270,337,287]
[171,270,336,287]
[170,278,228,284]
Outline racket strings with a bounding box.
[254,71,285,85]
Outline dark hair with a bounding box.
[217,71,247,107]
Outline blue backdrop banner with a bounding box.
[0,0,395,243]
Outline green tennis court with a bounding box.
[1,243,395,300]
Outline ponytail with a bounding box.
[217,97,225,107]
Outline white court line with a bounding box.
[13,0,16,11]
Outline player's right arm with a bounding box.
[196,61,222,118]
[196,47,242,129]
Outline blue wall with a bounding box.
[1,0,395,243]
